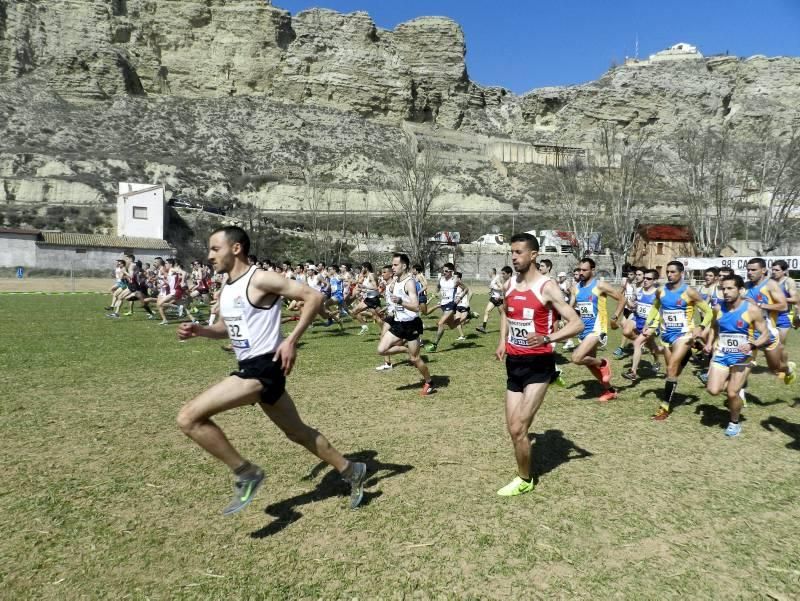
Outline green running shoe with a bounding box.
[223,468,264,516]
[553,368,566,387]
[496,476,534,497]
[785,361,797,385]
[346,462,367,509]
[425,343,438,353]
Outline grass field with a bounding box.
[2,294,800,600]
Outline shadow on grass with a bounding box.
[761,416,800,450]
[694,403,745,429]
[250,450,413,539]
[744,391,784,407]
[396,374,450,391]
[437,342,482,353]
[527,429,593,484]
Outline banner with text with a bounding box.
[677,256,800,275]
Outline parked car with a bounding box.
[168,197,200,209]
[202,205,226,216]
[471,233,506,245]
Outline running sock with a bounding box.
[663,378,678,412]
[234,461,258,477]
[519,475,533,483]
[482,321,487,329]
[341,461,354,480]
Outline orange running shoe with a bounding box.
[652,406,671,421]
[598,359,612,385]
[598,388,618,403]
[421,382,435,396]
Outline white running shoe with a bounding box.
[358,325,368,336]
[375,363,393,371]
[563,340,575,351]
[456,336,467,341]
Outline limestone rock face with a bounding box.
[0,1,468,120]
[0,1,799,216]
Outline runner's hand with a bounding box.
[273,339,297,376]
[177,322,199,340]
[495,341,506,361]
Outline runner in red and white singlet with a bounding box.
[495,233,585,497]
[504,277,557,357]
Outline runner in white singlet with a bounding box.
[176,225,367,515]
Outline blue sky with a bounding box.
[276,0,800,94]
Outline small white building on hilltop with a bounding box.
[649,43,703,62]
[0,182,174,270]
[117,182,167,239]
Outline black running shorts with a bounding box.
[441,301,457,312]
[388,317,424,342]
[230,353,286,405]
[490,296,503,307]
[365,296,381,309]
[505,354,557,392]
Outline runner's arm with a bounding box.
[687,288,714,328]
[402,278,420,312]
[748,306,771,349]
[598,281,625,321]
[762,281,789,313]
[543,282,584,342]
[786,278,800,306]
[496,297,508,361]
[644,295,662,330]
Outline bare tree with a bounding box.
[668,124,746,257]
[741,122,800,254]
[384,133,444,265]
[542,155,601,260]
[302,166,326,260]
[595,122,656,276]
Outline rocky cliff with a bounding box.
[0,0,799,218]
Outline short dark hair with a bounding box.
[719,267,734,276]
[501,266,513,275]
[540,258,553,270]
[704,267,720,276]
[747,257,766,268]
[666,260,684,272]
[645,268,659,279]
[773,259,789,271]
[580,257,596,269]
[509,232,539,251]
[212,225,251,256]
[455,271,463,279]
[361,261,374,273]
[412,263,423,272]
[393,253,410,269]
[722,274,746,289]
[443,262,455,271]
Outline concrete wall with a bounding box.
[0,233,39,267]
[0,237,168,270]
[450,249,616,281]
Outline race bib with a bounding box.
[223,314,251,349]
[718,333,748,354]
[577,302,595,318]
[662,309,688,330]
[636,303,652,319]
[507,318,532,347]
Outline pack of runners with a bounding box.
[110,227,796,512]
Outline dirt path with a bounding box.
[0,278,110,293]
